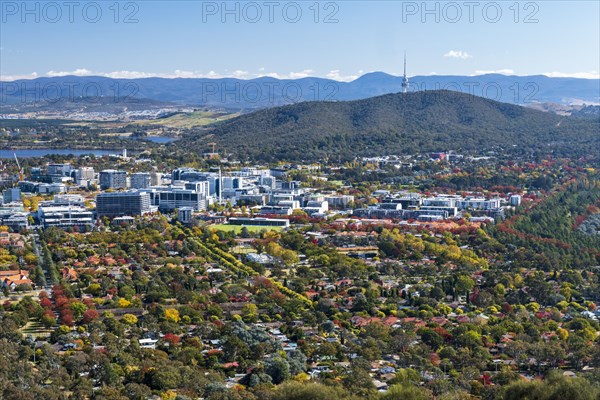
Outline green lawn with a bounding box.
[212,224,283,234]
[135,111,238,128]
[231,245,257,254]
[328,180,344,187]
[20,318,54,339]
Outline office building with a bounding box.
[38,183,66,195]
[509,195,522,206]
[2,188,21,203]
[157,189,207,212]
[130,173,151,189]
[75,167,95,181]
[99,170,128,190]
[0,204,28,231]
[456,197,502,210]
[38,205,94,229]
[47,163,73,177]
[96,191,152,217]
[178,207,194,224]
[150,172,163,186]
[326,195,355,208]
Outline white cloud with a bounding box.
[1,68,343,81]
[325,70,360,82]
[255,69,317,80]
[0,72,39,81]
[46,68,93,77]
[542,71,599,79]
[289,69,315,79]
[473,69,515,75]
[7,68,596,82]
[444,50,472,60]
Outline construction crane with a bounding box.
[208,142,216,154]
[204,142,218,159]
[13,153,23,181]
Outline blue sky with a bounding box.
[1,1,598,81]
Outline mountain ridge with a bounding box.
[179,90,600,162]
[2,73,598,111]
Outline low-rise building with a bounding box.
[38,205,94,229]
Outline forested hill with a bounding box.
[182,90,600,162]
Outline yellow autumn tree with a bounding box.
[164,308,181,323]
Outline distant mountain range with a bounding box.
[179,90,600,162]
[1,73,598,113]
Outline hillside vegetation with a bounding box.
[183,91,599,162]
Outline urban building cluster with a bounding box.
[0,160,524,231]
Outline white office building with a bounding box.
[38,205,94,229]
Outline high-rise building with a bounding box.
[96,191,152,217]
[47,163,73,177]
[157,188,207,212]
[150,172,163,186]
[2,188,21,203]
[75,167,95,181]
[130,173,151,189]
[99,170,128,190]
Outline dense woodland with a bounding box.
[182,91,600,162]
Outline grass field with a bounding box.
[212,224,283,234]
[231,245,257,254]
[134,111,238,128]
[20,318,54,339]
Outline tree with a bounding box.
[124,383,152,400]
[502,370,599,400]
[150,365,182,390]
[420,329,444,350]
[265,356,290,384]
[455,275,475,297]
[241,303,259,323]
[122,314,138,325]
[271,381,357,400]
[379,384,430,400]
[81,309,99,324]
[70,301,87,320]
[164,308,180,323]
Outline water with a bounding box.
[0,149,119,158]
[121,136,178,144]
[145,136,178,144]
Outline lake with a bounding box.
[145,136,178,144]
[121,136,178,144]
[0,149,119,158]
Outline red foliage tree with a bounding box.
[81,309,99,324]
[163,333,181,346]
[40,298,53,309]
[60,310,74,326]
